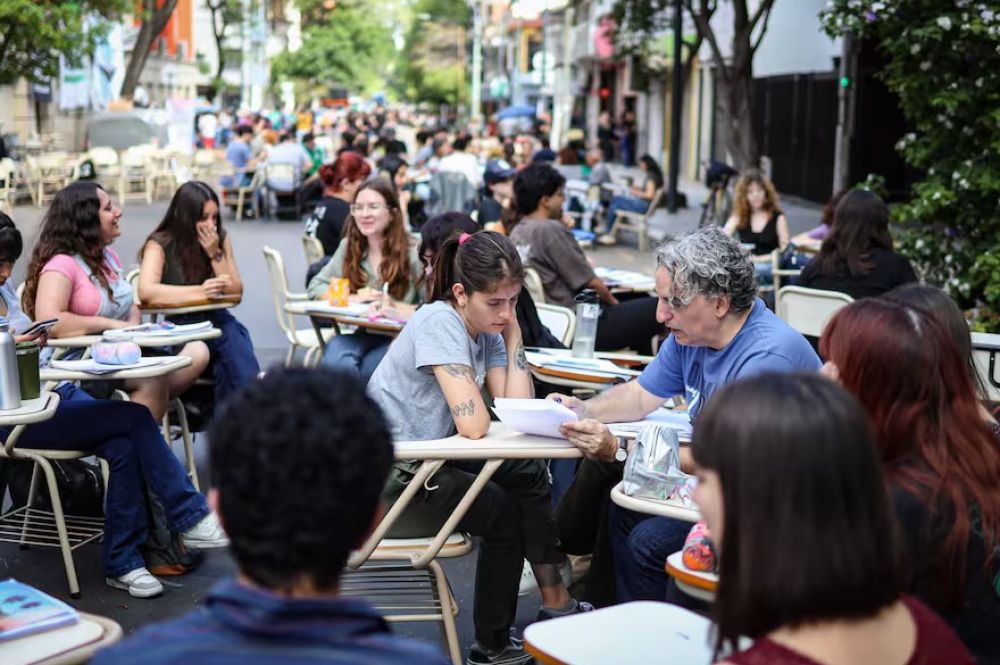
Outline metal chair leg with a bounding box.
[430,560,462,665]
[37,456,81,597]
[19,461,41,547]
[172,398,199,491]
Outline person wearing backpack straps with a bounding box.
[0,212,227,598]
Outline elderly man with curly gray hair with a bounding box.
[549,225,820,606]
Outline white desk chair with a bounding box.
[600,189,663,252]
[222,167,265,221]
[972,332,1000,403]
[262,246,333,366]
[776,286,854,338]
[302,233,325,265]
[524,267,546,305]
[536,303,576,347]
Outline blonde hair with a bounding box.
[732,169,781,232]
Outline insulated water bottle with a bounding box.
[0,317,22,410]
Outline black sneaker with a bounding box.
[466,639,534,665]
[535,597,595,622]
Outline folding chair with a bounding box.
[222,168,265,221]
[265,164,302,220]
[776,286,854,338]
[971,332,1000,404]
[536,303,576,346]
[601,189,664,252]
[262,246,334,366]
[523,267,546,305]
[118,148,151,205]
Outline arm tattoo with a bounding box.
[450,399,476,418]
[514,341,527,371]
[441,364,476,382]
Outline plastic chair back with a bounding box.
[262,246,298,337]
[524,267,546,305]
[776,286,853,338]
[302,234,325,265]
[536,303,576,347]
[971,332,1000,403]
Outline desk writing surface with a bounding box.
[394,422,583,460]
[523,601,713,665]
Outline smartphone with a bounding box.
[20,319,58,337]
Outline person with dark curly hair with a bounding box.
[91,368,448,665]
[22,181,209,421]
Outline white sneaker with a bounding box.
[597,233,618,246]
[106,567,163,598]
[182,512,230,549]
[518,558,572,596]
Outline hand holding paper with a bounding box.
[492,398,579,438]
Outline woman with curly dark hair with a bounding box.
[138,181,259,405]
[23,181,208,420]
[306,178,422,381]
[723,168,789,283]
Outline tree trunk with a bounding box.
[722,39,758,169]
[120,0,179,101]
[209,2,227,80]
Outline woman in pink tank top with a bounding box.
[690,375,973,665]
[22,181,209,420]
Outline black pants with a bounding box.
[596,295,660,356]
[388,459,562,650]
[555,458,624,608]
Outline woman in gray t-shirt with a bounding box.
[368,231,590,663]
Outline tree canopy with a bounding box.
[271,0,393,97]
[394,0,470,107]
[823,1,1000,327]
[0,0,128,84]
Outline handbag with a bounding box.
[622,424,691,501]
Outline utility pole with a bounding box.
[667,0,683,212]
[470,0,484,125]
[833,32,857,194]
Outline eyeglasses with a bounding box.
[350,203,388,215]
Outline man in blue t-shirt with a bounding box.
[551,226,820,605]
[220,125,259,189]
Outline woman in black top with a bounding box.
[723,169,790,282]
[799,189,917,299]
[303,151,371,256]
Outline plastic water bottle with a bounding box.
[0,317,22,410]
[571,290,600,358]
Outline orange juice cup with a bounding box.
[327,278,350,307]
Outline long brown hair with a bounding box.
[23,181,112,318]
[143,181,226,284]
[430,230,524,302]
[732,168,780,232]
[342,179,412,299]
[821,299,1000,609]
[813,189,893,278]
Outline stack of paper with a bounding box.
[103,321,212,341]
[49,357,173,375]
[492,398,579,438]
[595,267,655,288]
[609,408,693,439]
[525,352,638,379]
[306,302,370,317]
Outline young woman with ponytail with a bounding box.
[368,230,591,665]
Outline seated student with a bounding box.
[476,159,516,230]
[23,182,209,421]
[91,368,448,665]
[307,179,422,381]
[692,373,974,665]
[882,283,998,425]
[791,189,845,252]
[597,153,664,242]
[138,181,259,405]
[376,153,412,229]
[304,151,371,259]
[821,299,1000,662]
[551,226,820,607]
[0,213,226,599]
[507,162,661,355]
[219,125,260,190]
[722,169,790,282]
[799,189,917,298]
[367,231,590,665]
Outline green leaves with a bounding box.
[823,0,1000,325]
[0,0,128,84]
[394,0,470,106]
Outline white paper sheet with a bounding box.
[524,352,638,379]
[305,302,370,317]
[492,398,579,438]
[609,408,693,439]
[102,321,212,341]
[48,356,173,375]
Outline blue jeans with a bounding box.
[604,195,650,232]
[321,332,390,383]
[170,310,260,406]
[609,501,691,602]
[4,384,208,577]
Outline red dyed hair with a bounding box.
[820,299,1000,607]
[319,151,371,193]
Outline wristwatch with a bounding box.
[614,436,629,463]
[211,249,224,262]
